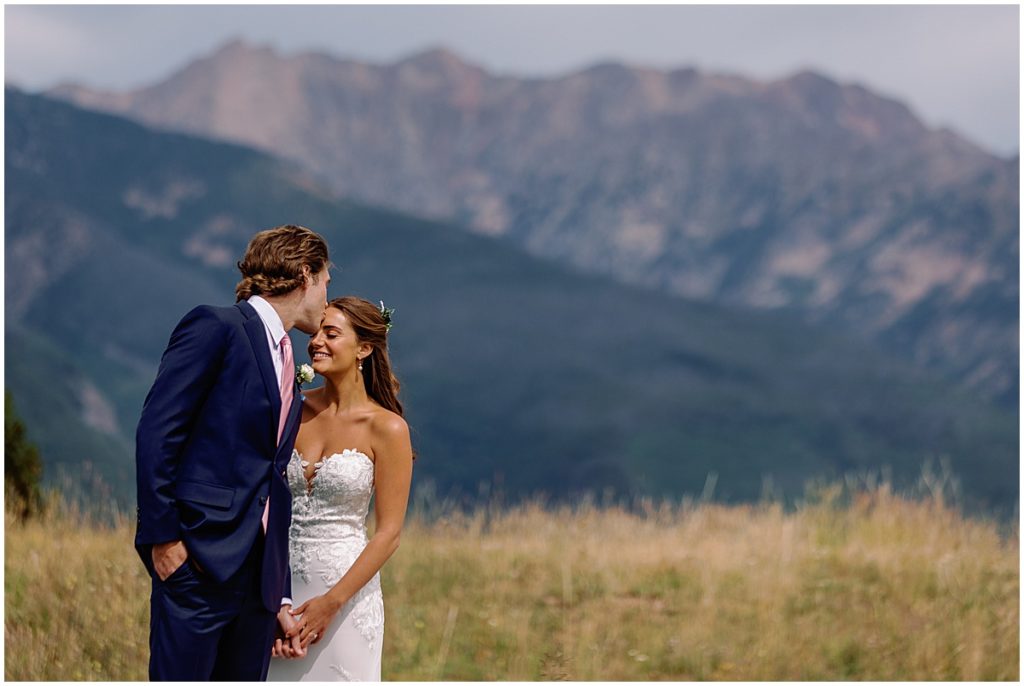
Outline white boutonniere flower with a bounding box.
[296,364,315,386]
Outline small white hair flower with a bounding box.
[378,300,395,332]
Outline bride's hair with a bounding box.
[235,225,330,301]
[328,296,405,419]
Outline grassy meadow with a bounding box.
[4,484,1019,680]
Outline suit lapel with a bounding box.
[237,302,282,442]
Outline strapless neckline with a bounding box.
[293,448,373,495]
[293,447,373,465]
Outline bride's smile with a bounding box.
[307,307,373,377]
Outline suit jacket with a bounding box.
[135,301,302,612]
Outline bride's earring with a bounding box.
[357,357,363,372]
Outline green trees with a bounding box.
[6,390,43,518]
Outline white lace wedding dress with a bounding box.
[267,449,384,681]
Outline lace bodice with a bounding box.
[288,449,375,543]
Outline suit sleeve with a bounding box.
[135,306,229,545]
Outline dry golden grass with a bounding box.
[5,484,1018,680]
[4,500,150,680]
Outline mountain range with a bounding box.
[49,41,1019,408]
[5,88,1018,517]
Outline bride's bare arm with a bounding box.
[287,414,413,647]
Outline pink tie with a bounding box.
[263,333,294,532]
[277,334,295,443]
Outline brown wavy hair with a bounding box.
[328,296,405,419]
[235,225,330,301]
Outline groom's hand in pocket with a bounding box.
[152,540,188,581]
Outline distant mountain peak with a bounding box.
[784,68,837,87]
[397,46,479,72]
[580,59,636,75]
[210,37,278,58]
[668,65,700,78]
[772,68,845,104]
[768,67,925,139]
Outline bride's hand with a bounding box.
[273,605,306,659]
[288,594,343,648]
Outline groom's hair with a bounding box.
[235,225,330,301]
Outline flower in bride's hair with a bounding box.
[296,364,315,386]
[379,300,395,332]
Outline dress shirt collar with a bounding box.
[247,295,287,346]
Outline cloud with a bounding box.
[5,6,94,88]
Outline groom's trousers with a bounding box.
[148,532,277,681]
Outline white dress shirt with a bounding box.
[246,295,294,608]
[247,295,288,381]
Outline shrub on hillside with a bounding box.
[5,390,44,518]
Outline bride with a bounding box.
[268,296,413,681]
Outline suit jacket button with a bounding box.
[281,470,286,477]
[259,495,268,506]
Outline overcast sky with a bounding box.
[5,3,1019,156]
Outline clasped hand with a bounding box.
[272,605,307,659]
[286,594,343,649]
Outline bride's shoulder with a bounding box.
[368,405,408,439]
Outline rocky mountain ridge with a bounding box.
[48,42,1018,404]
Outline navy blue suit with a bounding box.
[135,301,302,680]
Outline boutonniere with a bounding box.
[296,364,315,386]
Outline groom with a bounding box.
[135,225,330,680]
